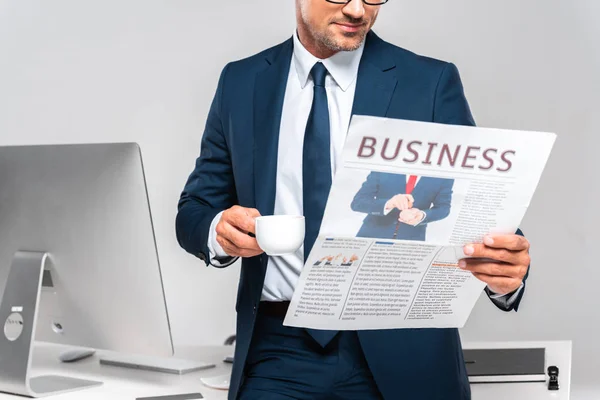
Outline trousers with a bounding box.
[238,304,383,400]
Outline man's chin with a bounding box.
[329,33,366,51]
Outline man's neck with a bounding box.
[296,26,338,60]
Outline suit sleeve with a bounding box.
[433,63,528,312]
[432,63,476,127]
[350,172,389,215]
[421,179,454,224]
[176,64,237,267]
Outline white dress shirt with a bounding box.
[207,32,523,304]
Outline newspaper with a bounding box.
[283,116,556,330]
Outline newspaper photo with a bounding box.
[283,116,556,330]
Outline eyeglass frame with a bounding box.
[325,0,389,6]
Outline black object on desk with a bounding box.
[464,348,546,383]
[548,366,560,390]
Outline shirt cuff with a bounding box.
[488,282,524,308]
[413,211,427,226]
[207,211,238,267]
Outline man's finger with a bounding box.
[398,196,408,210]
[482,234,530,252]
[216,235,246,258]
[459,259,518,278]
[463,244,528,265]
[219,221,261,251]
[218,232,263,258]
[246,207,261,218]
[217,235,239,255]
[240,208,261,234]
[227,207,260,234]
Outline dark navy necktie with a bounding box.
[303,62,338,347]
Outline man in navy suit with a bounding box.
[351,172,453,240]
[176,1,531,399]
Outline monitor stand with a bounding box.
[0,251,103,397]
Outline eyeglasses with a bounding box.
[325,0,389,5]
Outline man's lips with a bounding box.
[333,22,365,33]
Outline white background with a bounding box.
[0,1,598,397]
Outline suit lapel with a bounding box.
[352,31,398,119]
[253,38,293,216]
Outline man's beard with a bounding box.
[313,26,367,52]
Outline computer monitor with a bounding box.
[0,143,211,398]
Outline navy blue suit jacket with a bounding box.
[176,31,527,400]
[352,172,454,240]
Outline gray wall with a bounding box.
[0,0,598,397]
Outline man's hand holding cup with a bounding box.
[216,206,305,258]
[216,206,263,258]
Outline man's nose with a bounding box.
[342,0,366,19]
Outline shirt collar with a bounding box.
[292,31,365,92]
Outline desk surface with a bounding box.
[0,345,231,400]
[0,341,572,400]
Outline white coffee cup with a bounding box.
[255,215,305,256]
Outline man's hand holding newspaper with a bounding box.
[461,234,531,295]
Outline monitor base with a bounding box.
[29,375,103,397]
[0,252,103,398]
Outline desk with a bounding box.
[0,341,571,400]
[0,344,231,400]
